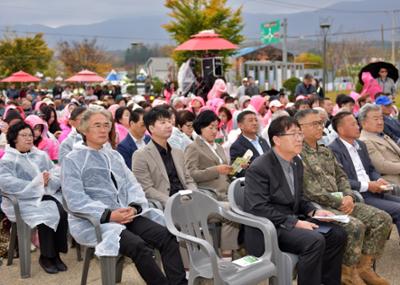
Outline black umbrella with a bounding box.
[358,61,399,85]
[261,89,280,96]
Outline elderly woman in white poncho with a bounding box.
[0,121,68,274]
[61,108,187,285]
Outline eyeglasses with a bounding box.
[89,123,112,130]
[279,132,304,139]
[299,120,325,128]
[184,123,194,128]
[18,133,33,138]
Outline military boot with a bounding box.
[357,255,390,285]
[342,265,366,285]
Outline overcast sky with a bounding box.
[0,0,348,27]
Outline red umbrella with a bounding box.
[1,71,41,82]
[175,30,238,51]
[65,70,105,82]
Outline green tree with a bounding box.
[57,38,112,76]
[0,32,53,76]
[294,52,323,69]
[163,0,244,66]
[283,77,301,101]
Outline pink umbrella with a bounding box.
[65,69,105,82]
[1,71,40,82]
[175,30,238,51]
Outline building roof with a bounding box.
[234,45,268,58]
[233,45,293,61]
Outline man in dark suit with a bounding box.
[329,111,400,235]
[230,110,270,177]
[117,108,151,168]
[244,116,346,285]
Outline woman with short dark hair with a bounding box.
[184,110,239,255]
[0,121,68,274]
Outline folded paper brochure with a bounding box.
[313,215,350,223]
[232,255,261,267]
[230,149,253,176]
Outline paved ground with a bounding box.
[1,226,399,285]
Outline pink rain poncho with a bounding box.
[188,97,205,115]
[107,104,128,143]
[58,103,80,143]
[249,95,268,127]
[360,72,383,101]
[207,79,227,100]
[206,98,225,113]
[25,115,59,161]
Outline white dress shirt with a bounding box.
[129,133,146,150]
[243,135,264,156]
[200,136,224,164]
[340,138,370,192]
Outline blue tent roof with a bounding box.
[233,45,269,58]
[105,70,121,81]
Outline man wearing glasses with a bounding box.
[297,109,392,285]
[62,108,188,285]
[377,68,396,97]
[244,116,346,285]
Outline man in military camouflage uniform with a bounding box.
[295,109,392,285]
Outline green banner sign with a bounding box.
[260,20,281,44]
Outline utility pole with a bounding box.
[392,11,396,64]
[282,18,288,82]
[131,42,142,95]
[320,23,331,93]
[381,24,385,53]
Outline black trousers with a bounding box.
[277,221,347,285]
[37,195,68,258]
[119,216,187,285]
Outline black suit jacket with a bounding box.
[230,134,270,177]
[244,150,316,256]
[328,138,380,191]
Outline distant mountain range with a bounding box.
[0,0,398,50]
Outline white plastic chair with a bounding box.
[2,192,32,279]
[165,189,278,285]
[228,178,298,285]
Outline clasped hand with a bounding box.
[110,207,137,224]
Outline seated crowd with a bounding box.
[1,77,400,285]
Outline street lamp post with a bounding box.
[131,42,142,94]
[320,23,331,93]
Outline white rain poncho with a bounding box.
[177,59,196,95]
[61,142,164,257]
[58,128,82,164]
[0,145,62,231]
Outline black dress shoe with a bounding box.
[54,255,68,272]
[39,255,58,274]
